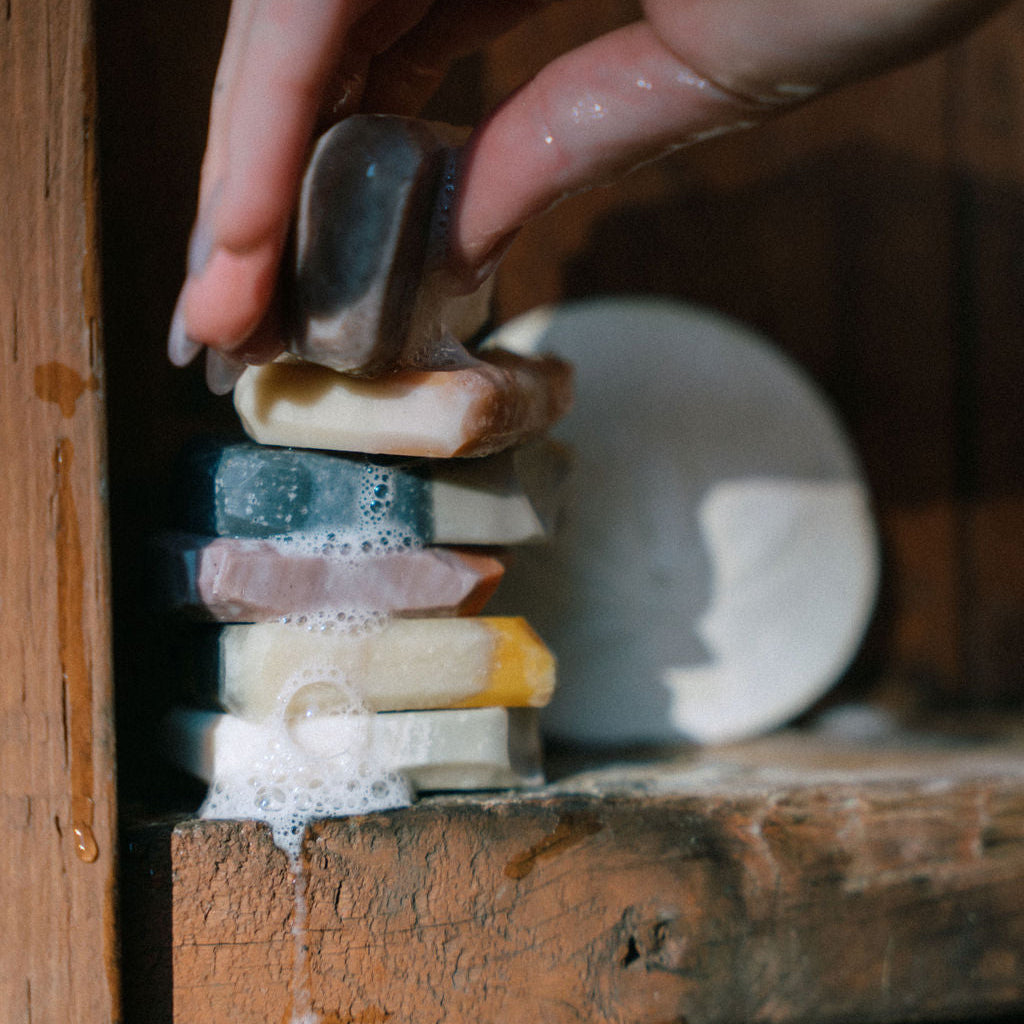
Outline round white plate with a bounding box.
[487,298,880,746]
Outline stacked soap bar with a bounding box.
[163,114,573,807]
[161,438,570,795]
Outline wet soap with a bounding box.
[167,705,544,793]
[233,348,573,458]
[291,114,493,376]
[175,439,570,545]
[212,616,556,720]
[156,534,505,621]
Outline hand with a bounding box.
[169,0,1008,390]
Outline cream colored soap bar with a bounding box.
[166,706,544,792]
[215,616,555,720]
[233,348,572,458]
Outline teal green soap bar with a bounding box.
[175,439,570,545]
[176,440,430,542]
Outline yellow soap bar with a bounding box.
[216,616,556,721]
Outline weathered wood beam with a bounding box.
[0,2,118,1022]
[123,734,1024,1024]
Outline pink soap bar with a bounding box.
[158,534,505,621]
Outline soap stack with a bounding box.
[163,115,573,820]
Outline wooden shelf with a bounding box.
[122,730,1024,1023]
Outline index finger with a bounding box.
[451,0,1008,272]
[182,0,376,354]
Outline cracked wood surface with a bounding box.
[0,2,118,1022]
[123,733,1024,1024]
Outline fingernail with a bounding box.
[167,292,202,367]
[205,348,245,395]
[187,217,216,277]
[187,182,223,277]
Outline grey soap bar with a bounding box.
[290,114,491,376]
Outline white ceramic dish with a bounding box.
[487,298,880,746]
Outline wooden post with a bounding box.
[0,2,119,1022]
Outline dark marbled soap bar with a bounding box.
[290,114,490,376]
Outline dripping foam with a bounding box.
[198,664,413,1024]
[199,664,412,862]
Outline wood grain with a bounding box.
[122,733,1024,1024]
[0,2,119,1022]
[943,12,1024,705]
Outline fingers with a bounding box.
[173,0,558,374]
[450,19,767,273]
[643,0,1010,102]
[449,0,1009,273]
[174,0,375,364]
[173,0,1009,375]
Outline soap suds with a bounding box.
[199,670,412,861]
[200,516,422,850]
[246,520,420,628]
[198,668,412,1024]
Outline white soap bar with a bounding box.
[429,439,573,545]
[233,348,572,458]
[214,616,556,721]
[166,706,544,793]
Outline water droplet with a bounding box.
[73,822,99,863]
[373,483,388,499]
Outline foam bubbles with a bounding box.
[262,520,418,561]
[199,673,412,864]
[280,607,389,634]
[251,526,418,630]
[197,496,426,1023]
